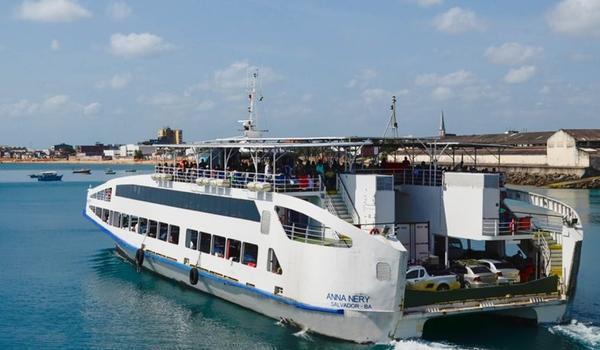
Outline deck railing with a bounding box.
[506,188,581,227]
[505,188,582,244]
[354,168,443,187]
[154,165,323,192]
[281,223,351,248]
[482,215,564,237]
[482,219,534,236]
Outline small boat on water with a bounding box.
[29,174,40,179]
[37,171,63,182]
[73,169,92,174]
[125,169,137,173]
[105,169,116,175]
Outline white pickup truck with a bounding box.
[405,265,461,292]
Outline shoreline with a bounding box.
[0,159,155,165]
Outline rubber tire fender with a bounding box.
[135,248,144,268]
[189,267,199,285]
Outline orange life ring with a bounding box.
[369,227,380,235]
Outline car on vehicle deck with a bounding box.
[449,263,498,288]
[478,259,521,284]
[406,265,461,292]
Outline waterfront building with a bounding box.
[76,143,109,157]
[157,127,183,145]
[393,129,600,176]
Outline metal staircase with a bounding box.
[325,193,354,224]
[536,231,563,277]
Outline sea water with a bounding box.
[0,164,598,349]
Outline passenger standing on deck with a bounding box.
[325,164,336,191]
[316,159,325,178]
[401,156,411,169]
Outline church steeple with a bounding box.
[439,110,446,138]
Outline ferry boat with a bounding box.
[84,73,584,343]
[37,171,63,181]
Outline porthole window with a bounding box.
[376,262,391,281]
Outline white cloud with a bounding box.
[433,7,484,34]
[504,65,537,84]
[484,42,543,65]
[0,94,103,118]
[417,0,443,7]
[346,69,377,88]
[188,61,282,97]
[107,1,131,20]
[42,94,69,110]
[547,0,600,37]
[83,102,101,116]
[0,99,39,117]
[362,88,409,104]
[406,0,444,8]
[109,33,172,58]
[97,73,132,89]
[414,70,502,103]
[415,70,475,87]
[50,39,60,51]
[138,92,215,112]
[432,86,452,101]
[16,0,91,22]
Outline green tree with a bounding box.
[133,150,144,160]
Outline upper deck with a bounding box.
[153,165,324,193]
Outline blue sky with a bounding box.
[0,0,599,148]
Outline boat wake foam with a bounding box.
[549,319,600,349]
[293,327,313,341]
[390,340,480,350]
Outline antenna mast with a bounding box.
[383,95,399,138]
[248,70,258,129]
[239,69,264,138]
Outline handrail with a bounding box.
[280,223,351,248]
[482,218,534,236]
[337,175,361,225]
[154,165,323,193]
[354,168,443,187]
[537,233,552,277]
[505,188,581,229]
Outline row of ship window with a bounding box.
[89,205,282,274]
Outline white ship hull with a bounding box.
[105,229,397,343]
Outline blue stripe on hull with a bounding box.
[82,210,344,315]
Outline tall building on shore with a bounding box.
[157,127,183,144]
[175,129,183,144]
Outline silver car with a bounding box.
[478,259,521,284]
[450,264,497,288]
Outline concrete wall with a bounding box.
[391,153,548,166]
[395,173,500,239]
[547,130,590,168]
[339,174,395,231]
[395,185,443,234]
